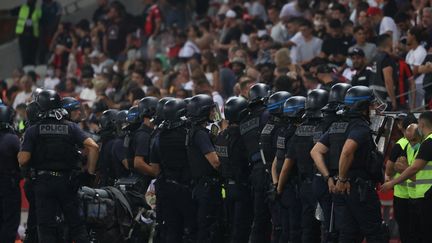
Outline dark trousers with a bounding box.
[408,199,422,243]
[249,164,272,243]
[334,179,384,243]
[155,179,196,243]
[299,179,321,243]
[193,179,223,243]
[23,179,38,243]
[312,176,335,243]
[393,197,411,243]
[0,176,21,243]
[279,182,302,243]
[19,35,39,66]
[419,190,432,243]
[33,174,89,243]
[224,182,253,243]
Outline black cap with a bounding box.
[348,48,365,57]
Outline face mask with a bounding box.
[346,58,353,68]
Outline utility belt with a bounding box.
[158,173,191,188]
[194,176,221,187]
[34,170,72,178]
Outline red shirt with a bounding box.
[145,4,161,37]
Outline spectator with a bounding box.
[93,0,109,23]
[39,0,62,64]
[405,27,427,109]
[217,10,241,55]
[421,8,432,49]
[79,76,97,108]
[104,1,130,60]
[12,0,42,66]
[194,20,214,51]
[201,50,221,92]
[131,69,153,93]
[349,26,377,63]
[368,7,400,48]
[280,0,310,19]
[419,50,432,109]
[248,0,268,22]
[143,0,162,39]
[75,19,93,55]
[147,58,164,88]
[316,64,339,92]
[369,34,398,110]
[50,22,76,72]
[320,19,351,66]
[289,19,323,65]
[347,48,372,86]
[178,28,201,60]
[268,4,288,44]
[13,75,35,109]
[43,65,60,90]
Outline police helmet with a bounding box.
[267,91,292,116]
[283,96,306,118]
[26,101,41,125]
[100,109,119,131]
[126,106,141,125]
[0,105,14,125]
[187,94,215,123]
[138,96,159,119]
[115,110,128,134]
[248,83,271,103]
[322,83,352,112]
[344,86,374,111]
[163,98,187,122]
[36,89,62,112]
[154,97,174,125]
[61,97,81,112]
[224,96,248,123]
[305,89,329,118]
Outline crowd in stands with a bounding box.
[2,0,432,133]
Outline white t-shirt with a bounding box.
[43,77,60,90]
[289,32,322,64]
[79,88,97,107]
[271,22,289,44]
[280,1,303,19]
[379,17,400,46]
[12,91,32,109]
[406,45,427,84]
[249,1,268,22]
[179,41,201,59]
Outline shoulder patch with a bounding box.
[328,122,349,134]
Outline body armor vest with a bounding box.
[293,119,323,176]
[240,106,267,163]
[215,126,248,181]
[187,126,218,178]
[33,119,79,171]
[158,126,191,182]
[260,116,284,166]
[275,123,296,175]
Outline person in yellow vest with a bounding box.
[399,124,423,242]
[13,0,42,66]
[382,111,432,243]
[384,113,417,243]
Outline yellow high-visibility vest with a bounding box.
[393,138,410,199]
[15,4,42,37]
[411,133,432,198]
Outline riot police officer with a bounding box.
[18,90,99,243]
[262,91,292,242]
[150,98,196,242]
[186,94,222,242]
[311,86,384,243]
[312,83,351,243]
[97,109,120,186]
[0,105,21,243]
[239,83,271,243]
[23,102,42,243]
[130,96,159,179]
[214,96,252,243]
[279,90,329,243]
[61,97,84,123]
[111,110,130,179]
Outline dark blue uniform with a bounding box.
[286,119,323,243]
[275,123,302,243]
[187,126,223,243]
[125,125,153,192]
[111,137,129,179]
[21,119,90,243]
[215,125,253,242]
[98,134,117,186]
[0,130,21,243]
[152,125,196,242]
[319,117,383,243]
[239,108,271,243]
